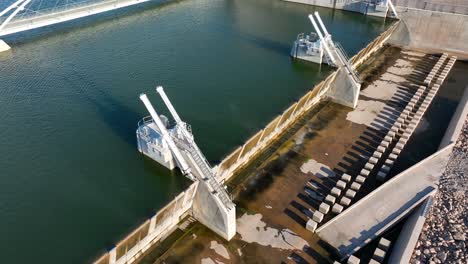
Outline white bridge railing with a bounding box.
[0,0,156,37]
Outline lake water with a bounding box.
[0,0,391,262]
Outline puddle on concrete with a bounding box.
[201,257,223,264]
[236,213,309,250]
[300,159,335,178]
[210,241,230,260]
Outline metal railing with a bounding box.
[334,41,361,84]
[173,136,234,209]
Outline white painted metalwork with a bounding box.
[387,0,399,18]
[0,0,32,32]
[0,0,156,37]
[138,88,235,210]
[309,12,361,85]
[308,14,337,65]
[139,94,192,175]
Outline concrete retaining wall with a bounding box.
[284,0,389,17]
[388,7,468,56]
[393,0,468,15]
[440,84,468,148]
[93,182,198,264]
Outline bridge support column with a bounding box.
[326,67,361,108]
[0,39,10,53]
[191,182,236,240]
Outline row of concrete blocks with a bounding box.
[424,54,457,87]
[333,237,391,264]
[305,54,458,233]
[306,173,358,232]
[376,54,457,181]
[326,54,454,215]
[347,85,427,189]
[334,85,430,202]
[374,83,430,181]
[378,81,444,182]
[370,237,392,263]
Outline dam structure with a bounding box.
[1,0,466,263]
[102,1,468,263]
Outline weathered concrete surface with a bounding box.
[440,85,468,148]
[284,0,388,17]
[315,145,453,259]
[192,181,236,241]
[389,7,468,57]
[387,196,433,264]
[393,0,468,15]
[327,67,361,108]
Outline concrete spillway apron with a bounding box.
[315,144,453,259]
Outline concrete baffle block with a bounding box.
[391,148,401,155]
[340,196,351,206]
[381,165,391,173]
[306,219,318,232]
[336,180,347,189]
[350,182,361,191]
[360,168,370,176]
[377,146,385,153]
[312,211,324,223]
[332,203,343,214]
[380,141,389,148]
[378,237,391,251]
[390,126,399,133]
[368,260,380,264]
[365,162,374,170]
[384,159,394,167]
[395,142,405,150]
[325,194,336,205]
[331,187,341,197]
[377,171,387,181]
[389,153,398,160]
[384,135,392,142]
[341,174,352,182]
[347,255,360,264]
[369,157,378,164]
[345,189,356,199]
[372,248,386,262]
[319,202,331,214]
[355,176,366,184]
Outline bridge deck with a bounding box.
[315,144,453,259]
[0,0,153,37]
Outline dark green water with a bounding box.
[0,0,391,262]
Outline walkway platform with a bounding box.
[315,144,453,259]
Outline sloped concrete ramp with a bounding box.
[316,144,453,259]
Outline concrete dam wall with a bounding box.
[389,7,468,57]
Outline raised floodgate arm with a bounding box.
[139,93,192,175]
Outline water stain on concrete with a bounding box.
[210,241,230,260]
[300,158,335,178]
[236,213,309,250]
